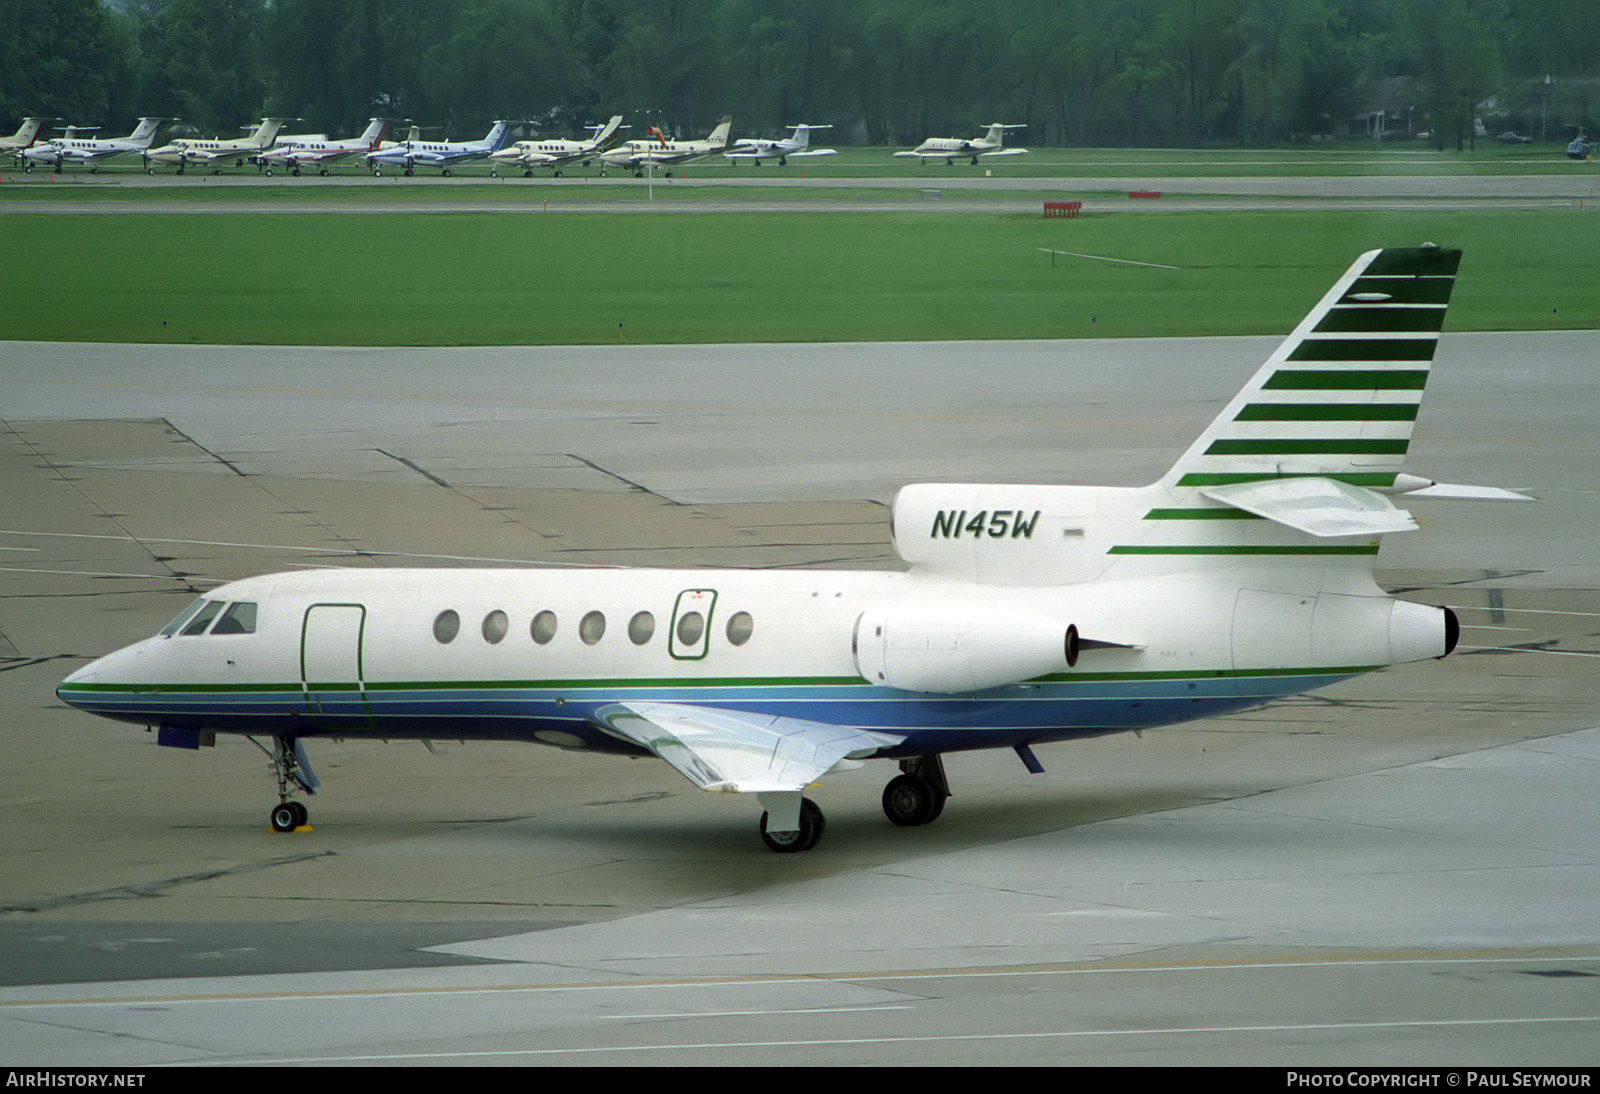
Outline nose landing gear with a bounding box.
[251,735,320,832]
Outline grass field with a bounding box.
[1,208,1592,345]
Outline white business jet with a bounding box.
[143,118,290,174]
[489,115,625,177]
[255,118,388,176]
[58,245,1526,852]
[895,122,1027,165]
[599,115,732,176]
[21,117,164,173]
[725,124,837,167]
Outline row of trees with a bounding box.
[2,0,1595,148]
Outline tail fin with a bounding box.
[1160,244,1460,494]
[357,118,387,149]
[592,115,624,150]
[129,118,163,145]
[706,116,733,148]
[484,120,510,151]
[248,118,286,147]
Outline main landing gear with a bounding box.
[251,735,320,832]
[755,755,952,853]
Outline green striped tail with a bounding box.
[1160,245,1461,493]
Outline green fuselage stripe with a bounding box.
[1143,508,1261,520]
[1109,545,1380,556]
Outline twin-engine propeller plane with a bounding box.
[599,115,733,176]
[143,118,290,174]
[489,115,625,177]
[58,245,1527,852]
[365,120,511,176]
[21,117,165,173]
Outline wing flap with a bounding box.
[596,702,903,794]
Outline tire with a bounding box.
[760,798,824,853]
[883,774,942,827]
[270,803,300,832]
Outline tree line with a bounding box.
[2,0,1595,149]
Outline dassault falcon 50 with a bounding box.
[58,245,1525,852]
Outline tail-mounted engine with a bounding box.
[853,601,1079,694]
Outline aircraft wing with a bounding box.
[791,149,837,157]
[980,147,1029,157]
[595,701,903,795]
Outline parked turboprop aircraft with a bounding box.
[725,124,837,166]
[488,115,625,177]
[894,122,1027,165]
[0,117,47,156]
[599,115,733,176]
[21,117,164,172]
[143,118,289,174]
[365,119,511,176]
[58,245,1526,852]
[255,118,388,176]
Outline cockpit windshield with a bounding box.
[159,599,207,637]
[157,598,259,637]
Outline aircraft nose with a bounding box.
[57,657,100,707]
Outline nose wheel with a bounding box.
[251,734,320,832]
[270,800,309,832]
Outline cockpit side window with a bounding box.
[160,598,207,637]
[180,600,224,636]
[211,602,257,635]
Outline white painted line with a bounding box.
[1036,248,1182,270]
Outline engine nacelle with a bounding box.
[854,601,1079,694]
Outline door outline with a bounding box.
[668,588,717,661]
[300,602,373,729]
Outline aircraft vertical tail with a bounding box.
[706,116,733,148]
[356,118,388,149]
[1159,245,1460,496]
[484,120,510,151]
[592,115,624,150]
[128,118,163,146]
[248,118,286,148]
[13,118,44,146]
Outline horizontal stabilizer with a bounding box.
[1391,477,1533,502]
[1202,476,1417,537]
[596,702,903,794]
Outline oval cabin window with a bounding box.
[726,611,753,646]
[433,610,460,644]
[628,611,655,645]
[580,610,606,645]
[482,610,508,644]
[676,611,704,647]
[531,610,557,644]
